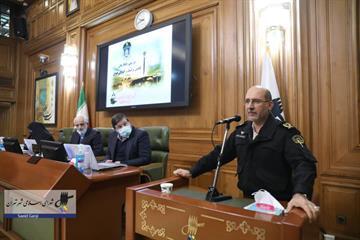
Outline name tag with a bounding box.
[236,134,246,139]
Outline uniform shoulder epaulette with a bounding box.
[280,121,301,134]
[281,122,294,129]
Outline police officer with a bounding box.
[174,85,319,221]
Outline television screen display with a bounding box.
[96,14,192,110]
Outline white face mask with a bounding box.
[117,125,132,138]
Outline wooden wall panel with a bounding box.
[0,38,16,88]
[305,0,360,238]
[321,179,360,239]
[312,0,360,176]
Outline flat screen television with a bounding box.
[3,137,23,154]
[96,13,192,110]
[40,140,68,162]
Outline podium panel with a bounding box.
[126,177,308,240]
[0,152,141,240]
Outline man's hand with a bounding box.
[285,193,319,222]
[173,169,192,178]
[105,159,113,163]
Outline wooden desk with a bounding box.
[126,176,308,240]
[0,152,141,240]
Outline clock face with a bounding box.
[134,9,153,31]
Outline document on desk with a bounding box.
[244,189,284,216]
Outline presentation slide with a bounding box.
[106,25,173,108]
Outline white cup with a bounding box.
[160,183,173,193]
[323,234,335,240]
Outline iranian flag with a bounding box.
[76,84,89,122]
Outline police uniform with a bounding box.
[190,115,317,201]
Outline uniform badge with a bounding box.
[292,135,304,147]
[236,131,246,139]
[283,122,293,129]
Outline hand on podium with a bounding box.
[285,193,319,222]
[173,169,192,178]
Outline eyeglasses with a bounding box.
[74,123,85,127]
[245,98,270,105]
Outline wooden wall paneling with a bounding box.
[84,0,245,195]
[58,1,65,23]
[235,0,249,118]
[15,41,31,140]
[315,0,360,177]
[309,0,360,238]
[79,0,154,28]
[85,0,221,133]
[60,28,82,129]
[321,179,360,239]
[0,38,16,88]
[218,0,241,122]
[0,105,11,136]
[26,41,65,138]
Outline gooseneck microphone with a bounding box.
[215,115,241,125]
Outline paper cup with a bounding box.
[160,183,173,193]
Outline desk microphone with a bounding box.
[216,115,241,125]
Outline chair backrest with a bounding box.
[58,128,74,143]
[140,126,169,177]
[93,127,114,154]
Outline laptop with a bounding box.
[63,144,127,171]
[24,139,37,155]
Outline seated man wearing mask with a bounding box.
[105,113,151,166]
[70,115,103,156]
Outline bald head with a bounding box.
[245,85,273,125]
[246,85,272,101]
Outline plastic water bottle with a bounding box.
[0,137,5,151]
[82,147,93,176]
[75,145,85,173]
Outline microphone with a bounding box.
[216,115,241,125]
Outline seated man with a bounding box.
[174,85,319,222]
[105,113,151,166]
[71,115,103,156]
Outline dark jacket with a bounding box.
[190,115,317,201]
[27,121,54,142]
[70,128,103,156]
[106,126,151,166]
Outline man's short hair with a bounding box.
[111,113,127,128]
[264,89,272,101]
[74,115,89,124]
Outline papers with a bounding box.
[64,144,127,171]
[24,139,37,155]
[244,189,284,216]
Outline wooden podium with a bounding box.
[126,176,309,240]
[0,151,141,240]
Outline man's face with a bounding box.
[74,118,88,132]
[114,118,130,131]
[245,87,273,124]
